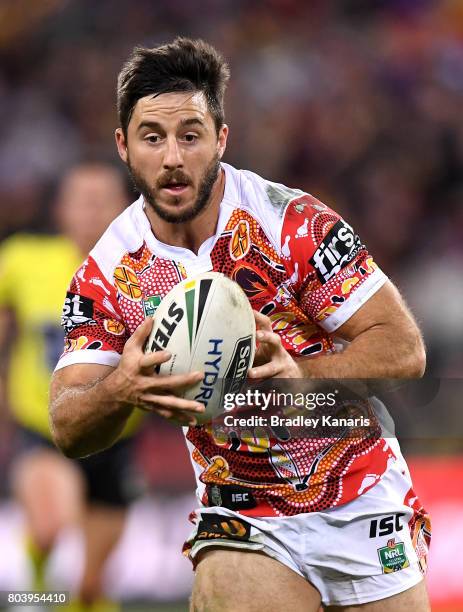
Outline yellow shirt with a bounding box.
[0,234,140,439]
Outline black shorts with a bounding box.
[14,427,143,508]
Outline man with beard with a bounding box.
[50,38,431,611]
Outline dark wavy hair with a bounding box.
[117,37,230,136]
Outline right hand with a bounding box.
[111,318,205,426]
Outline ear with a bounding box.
[217,124,228,159]
[115,128,128,163]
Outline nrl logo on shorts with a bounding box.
[143,295,162,317]
[378,538,410,573]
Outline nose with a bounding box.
[162,136,183,170]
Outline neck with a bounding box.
[145,169,225,254]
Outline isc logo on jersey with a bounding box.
[144,272,256,424]
[309,219,363,283]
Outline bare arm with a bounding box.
[49,318,205,458]
[250,281,426,380]
[50,363,132,458]
[300,281,425,378]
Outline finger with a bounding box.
[256,329,282,349]
[126,317,154,348]
[248,360,281,379]
[139,350,172,371]
[140,370,204,392]
[138,393,205,413]
[253,310,273,332]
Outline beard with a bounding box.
[127,153,221,224]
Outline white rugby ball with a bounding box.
[144,272,256,424]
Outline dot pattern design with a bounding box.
[114,244,186,335]
[65,256,129,353]
[311,211,339,245]
[188,423,387,516]
[62,199,389,517]
[300,251,372,325]
[281,197,382,326]
[187,203,389,516]
[211,210,334,356]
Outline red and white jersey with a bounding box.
[56,162,395,517]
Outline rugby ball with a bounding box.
[144,272,256,424]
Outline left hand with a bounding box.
[248,311,303,379]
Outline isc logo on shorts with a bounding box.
[369,513,405,538]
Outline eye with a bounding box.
[183,133,198,143]
[145,134,161,144]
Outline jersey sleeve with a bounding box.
[281,194,387,333]
[55,255,129,370]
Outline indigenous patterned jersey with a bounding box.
[56,162,395,516]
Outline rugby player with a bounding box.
[50,39,431,611]
[0,163,142,611]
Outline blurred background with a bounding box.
[0,0,462,610]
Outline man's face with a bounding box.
[115,91,228,223]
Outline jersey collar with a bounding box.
[136,163,239,276]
